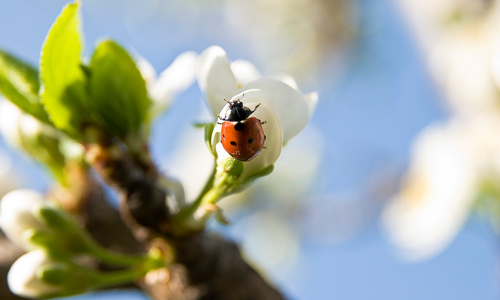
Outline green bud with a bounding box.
[8,250,93,299]
[222,157,244,178]
[37,263,69,285]
[24,229,55,248]
[36,206,90,253]
[23,229,70,260]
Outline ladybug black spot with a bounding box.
[230,141,237,146]
[248,138,254,144]
[234,122,245,131]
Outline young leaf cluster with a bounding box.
[1,2,151,145]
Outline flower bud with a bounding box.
[0,189,94,255]
[7,250,93,299]
[0,189,48,250]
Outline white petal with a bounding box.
[270,72,299,90]
[230,60,262,87]
[239,79,312,142]
[0,189,47,250]
[196,46,238,118]
[304,92,319,117]
[150,51,198,113]
[8,250,62,298]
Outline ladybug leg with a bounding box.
[217,114,226,124]
[259,119,267,125]
[251,103,261,113]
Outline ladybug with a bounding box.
[218,96,266,161]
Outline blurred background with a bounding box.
[1,0,500,299]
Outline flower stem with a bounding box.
[92,268,150,290]
[171,164,234,233]
[85,242,151,267]
[173,165,217,222]
[90,249,166,290]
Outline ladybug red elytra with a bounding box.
[218,96,266,161]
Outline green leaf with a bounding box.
[40,2,89,138]
[88,40,150,137]
[195,122,216,156]
[0,49,51,124]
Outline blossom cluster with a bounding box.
[0,189,163,298]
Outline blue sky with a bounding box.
[0,0,499,299]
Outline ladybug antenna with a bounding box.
[229,93,245,104]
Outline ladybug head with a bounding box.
[222,95,254,122]
[228,99,244,109]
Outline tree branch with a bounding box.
[85,137,285,300]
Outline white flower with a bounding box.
[0,189,49,250]
[7,250,64,299]
[382,115,500,260]
[197,46,317,175]
[136,51,198,116]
